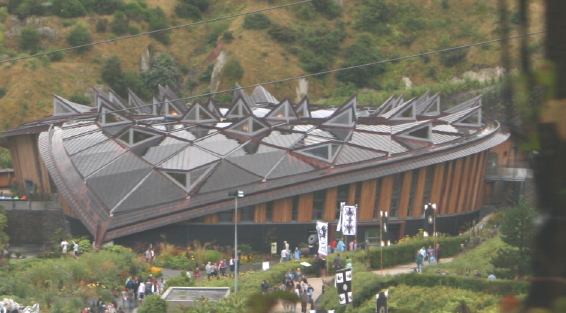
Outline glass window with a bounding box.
[218,211,233,223]
[313,190,326,220]
[240,206,254,222]
[407,170,419,216]
[373,178,382,218]
[291,196,299,222]
[266,201,273,222]
[390,174,403,217]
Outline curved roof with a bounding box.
[35,86,508,242]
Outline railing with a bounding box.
[0,199,61,210]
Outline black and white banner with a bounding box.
[316,221,329,256]
[336,268,353,304]
[341,205,357,236]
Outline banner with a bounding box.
[336,202,345,232]
[316,221,329,256]
[336,268,353,305]
[341,205,357,236]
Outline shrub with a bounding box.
[138,295,167,313]
[92,0,124,14]
[69,94,90,105]
[356,0,394,33]
[222,58,244,82]
[67,25,92,53]
[243,13,271,30]
[0,88,6,99]
[185,0,209,12]
[110,11,129,35]
[297,26,345,73]
[122,1,148,21]
[439,48,468,67]
[142,53,182,91]
[312,0,341,19]
[175,3,201,19]
[102,56,126,93]
[164,272,194,288]
[147,8,170,44]
[19,27,41,53]
[9,0,49,19]
[268,24,296,43]
[96,18,108,32]
[48,49,65,62]
[52,0,87,18]
[223,31,234,43]
[396,273,528,295]
[337,34,385,87]
[199,64,214,82]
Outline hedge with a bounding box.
[396,273,528,295]
[366,236,467,269]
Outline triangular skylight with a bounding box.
[226,117,269,136]
[422,95,440,116]
[98,106,131,126]
[397,123,432,142]
[226,96,252,119]
[454,108,482,127]
[162,164,214,193]
[295,143,342,163]
[394,103,416,120]
[266,100,298,122]
[322,108,355,127]
[184,103,218,123]
[53,98,75,115]
[161,100,182,118]
[206,98,222,118]
[117,128,161,146]
[295,97,311,118]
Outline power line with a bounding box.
[0,0,312,64]
[100,31,544,115]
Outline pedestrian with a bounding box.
[229,257,235,276]
[219,259,227,276]
[294,267,303,282]
[330,239,337,253]
[336,239,346,252]
[427,245,436,264]
[205,262,213,280]
[317,254,327,277]
[333,253,344,272]
[60,239,69,254]
[280,248,288,263]
[294,247,301,260]
[416,249,424,273]
[435,243,441,263]
[306,283,315,309]
[137,281,145,302]
[298,283,308,313]
[144,248,152,263]
[261,280,270,294]
[72,241,80,258]
[348,240,354,251]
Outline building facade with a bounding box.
[0,86,510,247]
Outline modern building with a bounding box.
[0,86,515,248]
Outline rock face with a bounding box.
[452,66,505,84]
[295,78,308,102]
[37,26,57,40]
[401,76,413,89]
[140,46,152,73]
[209,51,227,92]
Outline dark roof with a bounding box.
[33,86,506,242]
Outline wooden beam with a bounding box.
[398,171,413,217]
[273,198,292,223]
[379,175,394,214]
[255,203,266,223]
[413,167,427,217]
[430,163,445,206]
[297,193,313,222]
[440,161,454,214]
[324,187,338,221]
[448,158,464,213]
[456,156,472,213]
[360,179,377,221]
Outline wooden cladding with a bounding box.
[197,152,491,224]
[7,135,52,194]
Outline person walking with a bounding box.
[435,243,441,264]
[416,249,424,273]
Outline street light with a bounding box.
[424,203,438,260]
[228,190,245,293]
[379,210,388,273]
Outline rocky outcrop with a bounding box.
[0,299,39,313]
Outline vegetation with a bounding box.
[18,27,41,53]
[138,295,167,313]
[0,148,11,169]
[243,13,271,30]
[142,53,182,91]
[0,206,8,253]
[336,34,385,87]
[222,57,244,82]
[67,25,92,53]
[101,56,147,98]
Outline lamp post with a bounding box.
[424,203,438,260]
[379,210,388,274]
[229,190,245,293]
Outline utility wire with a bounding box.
[99,31,545,115]
[0,0,312,64]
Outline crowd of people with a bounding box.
[415,243,441,273]
[259,267,316,313]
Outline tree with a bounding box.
[243,13,271,29]
[67,25,92,53]
[147,8,170,44]
[52,0,87,18]
[138,295,167,313]
[336,35,385,87]
[500,200,536,255]
[19,27,41,53]
[222,58,244,82]
[0,206,8,253]
[110,11,129,35]
[101,56,127,95]
[142,54,182,91]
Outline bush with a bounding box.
[312,0,341,19]
[67,25,92,53]
[19,28,41,53]
[223,31,234,43]
[142,53,182,91]
[222,58,244,82]
[0,88,6,99]
[439,48,469,67]
[52,0,87,18]
[147,8,170,44]
[95,18,108,32]
[175,2,201,19]
[110,11,129,35]
[138,295,167,313]
[9,0,49,19]
[69,94,90,105]
[337,35,385,87]
[243,13,271,29]
[396,273,528,295]
[164,272,194,288]
[92,0,124,14]
[297,26,345,73]
[185,0,209,12]
[122,1,148,21]
[48,50,65,62]
[356,0,394,33]
[268,24,296,43]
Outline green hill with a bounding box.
[0,0,544,130]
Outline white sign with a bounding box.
[262,262,270,271]
[316,221,329,256]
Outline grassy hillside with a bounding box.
[0,0,544,130]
